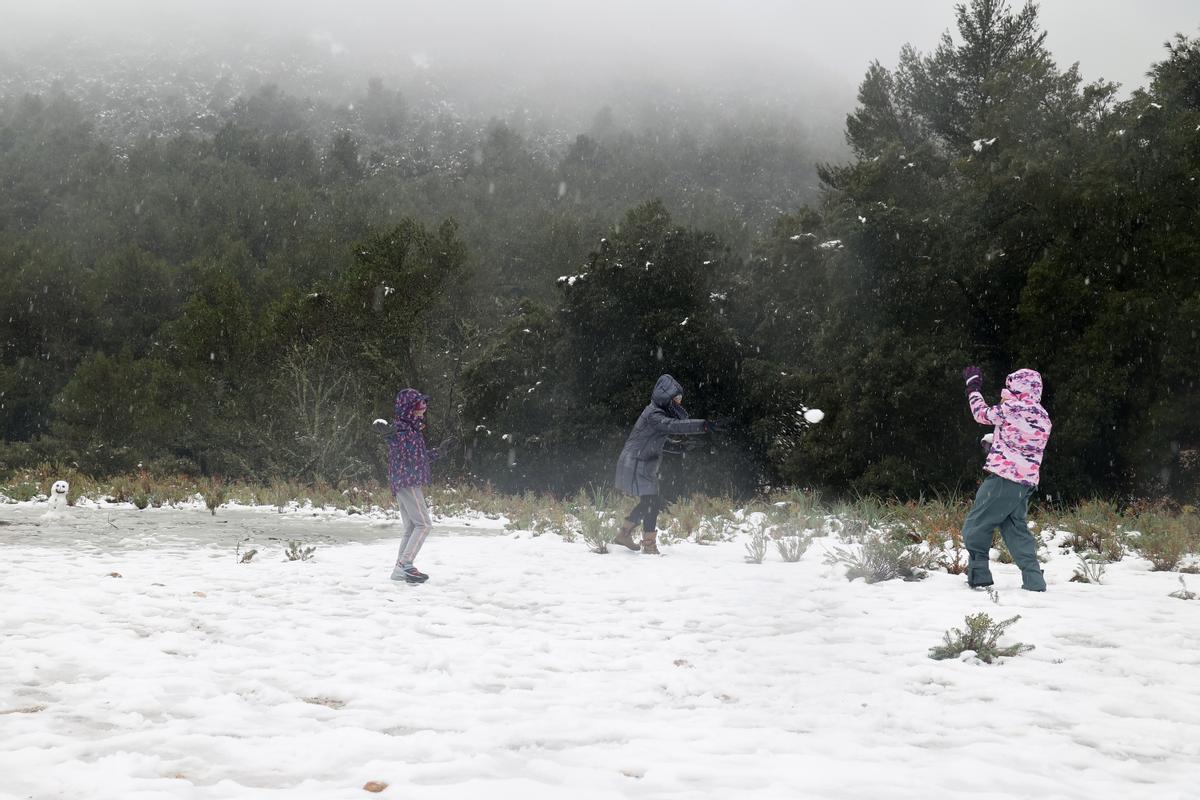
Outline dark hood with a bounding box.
[651,374,683,407]
[650,374,689,419]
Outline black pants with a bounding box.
[627,495,661,533]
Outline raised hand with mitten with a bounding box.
[962,366,983,396]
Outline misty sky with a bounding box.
[3,0,1197,105]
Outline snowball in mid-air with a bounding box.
[803,409,824,424]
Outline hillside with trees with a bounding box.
[0,0,1197,504]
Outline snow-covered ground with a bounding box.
[2,501,1199,799]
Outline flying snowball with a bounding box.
[803,409,825,424]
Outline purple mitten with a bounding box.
[962,366,983,396]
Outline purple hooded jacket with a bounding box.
[387,389,440,492]
[968,369,1052,487]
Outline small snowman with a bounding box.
[42,480,70,520]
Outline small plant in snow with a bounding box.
[579,488,616,554]
[1069,552,1107,584]
[203,477,227,516]
[503,491,540,531]
[536,506,571,541]
[1131,513,1196,571]
[1054,499,1126,561]
[744,522,769,564]
[1169,576,1196,600]
[693,519,723,546]
[580,512,616,554]
[835,495,890,542]
[775,531,813,563]
[284,541,316,561]
[824,534,934,583]
[550,509,578,543]
[897,493,969,574]
[667,498,704,543]
[929,613,1034,663]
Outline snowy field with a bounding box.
[2,500,1200,800]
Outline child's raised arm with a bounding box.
[963,366,1001,425]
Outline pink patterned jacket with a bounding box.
[968,369,1051,487]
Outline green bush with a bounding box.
[929,613,1034,663]
[897,494,969,547]
[1055,498,1128,562]
[202,478,228,516]
[831,494,891,542]
[577,489,617,554]
[824,534,935,583]
[283,541,316,561]
[1132,514,1197,571]
[666,496,705,543]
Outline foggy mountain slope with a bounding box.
[0,27,846,246]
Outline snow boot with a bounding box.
[391,565,429,584]
[641,531,660,555]
[614,520,640,551]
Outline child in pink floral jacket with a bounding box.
[960,367,1052,591]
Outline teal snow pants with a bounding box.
[962,474,1046,591]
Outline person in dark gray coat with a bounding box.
[613,374,722,554]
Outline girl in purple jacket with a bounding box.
[386,389,448,584]
[960,367,1052,591]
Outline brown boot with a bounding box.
[641,531,660,555]
[613,520,640,551]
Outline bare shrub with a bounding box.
[775,531,813,563]
[1069,552,1107,584]
[744,521,769,563]
[1169,576,1196,600]
[257,344,373,485]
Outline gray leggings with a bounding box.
[394,486,433,567]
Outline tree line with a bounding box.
[1,1,1197,504]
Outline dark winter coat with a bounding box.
[387,389,440,493]
[614,375,708,497]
